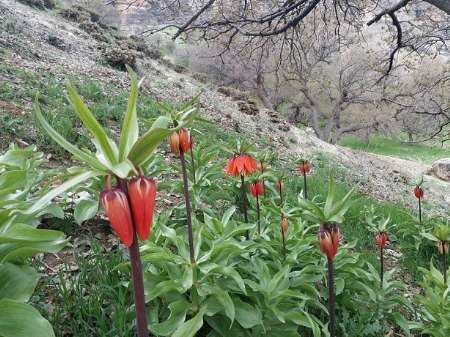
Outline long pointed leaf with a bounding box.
[66,84,118,165]
[34,96,106,171]
[24,171,98,214]
[119,68,139,161]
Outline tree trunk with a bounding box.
[256,73,274,110]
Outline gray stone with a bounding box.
[429,158,450,181]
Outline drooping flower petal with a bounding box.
[128,176,157,241]
[100,188,134,247]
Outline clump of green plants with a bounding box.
[20,67,450,337]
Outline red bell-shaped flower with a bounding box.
[250,180,264,198]
[100,188,134,247]
[319,222,341,260]
[298,160,312,175]
[225,153,257,177]
[178,128,192,154]
[414,186,424,199]
[375,232,389,249]
[128,176,157,241]
[275,179,283,192]
[168,128,192,156]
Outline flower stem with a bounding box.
[303,173,308,200]
[418,197,422,225]
[240,174,249,240]
[180,151,195,264]
[327,257,336,337]
[281,223,286,260]
[256,194,261,235]
[380,246,384,288]
[119,179,148,337]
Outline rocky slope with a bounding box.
[1,0,449,214]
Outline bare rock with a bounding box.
[428,158,450,181]
[237,100,259,115]
[18,0,55,10]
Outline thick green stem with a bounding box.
[327,257,336,337]
[180,151,195,264]
[303,173,308,200]
[240,174,249,240]
[119,179,149,337]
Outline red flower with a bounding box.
[100,188,134,247]
[250,180,264,197]
[257,162,266,172]
[298,160,312,175]
[414,186,424,199]
[281,216,288,234]
[319,222,341,260]
[275,179,283,192]
[225,154,257,177]
[438,241,449,255]
[128,176,157,241]
[375,232,389,249]
[168,128,192,156]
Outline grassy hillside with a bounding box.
[340,135,450,164]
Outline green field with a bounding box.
[339,135,450,164]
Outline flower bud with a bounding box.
[281,216,288,234]
[100,188,134,247]
[250,180,264,198]
[275,179,283,192]
[298,160,312,175]
[168,129,192,156]
[438,241,449,255]
[128,176,157,241]
[414,186,424,199]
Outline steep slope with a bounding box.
[1,0,448,214]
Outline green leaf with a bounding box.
[214,291,235,325]
[119,68,139,161]
[0,299,55,337]
[34,96,106,171]
[234,298,262,329]
[149,300,189,336]
[74,199,99,225]
[66,84,119,165]
[24,170,98,215]
[0,224,67,263]
[0,263,39,302]
[128,119,171,166]
[172,307,205,337]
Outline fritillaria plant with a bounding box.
[249,179,264,235]
[34,68,195,337]
[298,179,354,337]
[168,128,195,264]
[413,178,424,225]
[225,141,257,240]
[365,207,393,287]
[298,159,312,199]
